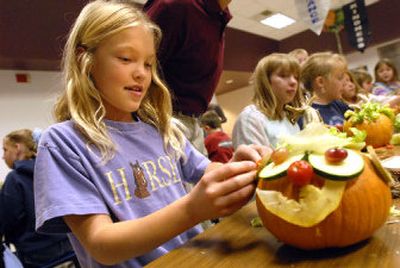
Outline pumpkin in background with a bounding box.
[256,155,392,250]
[343,102,394,148]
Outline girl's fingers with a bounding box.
[211,169,257,196]
[250,144,273,162]
[214,183,256,214]
[207,161,257,183]
[233,144,272,163]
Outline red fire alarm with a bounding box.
[15,73,30,83]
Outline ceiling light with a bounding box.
[260,13,295,29]
[225,79,234,84]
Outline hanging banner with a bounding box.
[295,0,331,35]
[343,0,370,52]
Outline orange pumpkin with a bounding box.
[344,114,393,148]
[256,155,392,250]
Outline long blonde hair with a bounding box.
[54,0,185,161]
[252,53,304,121]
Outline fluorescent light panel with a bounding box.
[260,13,295,29]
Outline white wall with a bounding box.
[346,45,379,72]
[346,38,400,73]
[217,85,253,136]
[0,70,62,182]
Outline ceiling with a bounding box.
[215,0,381,95]
[228,0,379,40]
[0,0,384,96]
[133,0,379,41]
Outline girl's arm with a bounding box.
[64,159,258,265]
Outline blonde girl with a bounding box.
[301,52,350,127]
[232,53,304,148]
[33,1,269,267]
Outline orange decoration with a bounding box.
[256,155,392,250]
[344,114,394,148]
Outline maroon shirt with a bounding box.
[144,0,232,116]
[204,131,234,163]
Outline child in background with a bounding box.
[372,58,400,96]
[342,71,362,105]
[353,69,373,94]
[353,69,400,109]
[206,103,227,124]
[289,48,309,66]
[1,129,76,267]
[33,1,269,267]
[232,53,304,149]
[301,52,350,128]
[200,111,233,163]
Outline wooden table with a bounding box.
[146,201,400,268]
[147,146,400,268]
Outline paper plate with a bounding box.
[381,156,400,176]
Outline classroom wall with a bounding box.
[0,70,61,182]
[217,85,253,136]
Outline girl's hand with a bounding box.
[186,161,257,222]
[231,144,273,163]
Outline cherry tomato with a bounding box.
[271,147,289,165]
[325,148,348,163]
[287,160,313,187]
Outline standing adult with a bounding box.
[144,0,232,156]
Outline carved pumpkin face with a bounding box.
[256,155,392,250]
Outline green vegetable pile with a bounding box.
[344,102,395,125]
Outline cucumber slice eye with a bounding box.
[308,150,364,181]
[258,154,304,180]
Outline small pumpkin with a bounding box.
[344,102,394,148]
[256,155,392,250]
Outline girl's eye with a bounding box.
[118,57,131,62]
[145,62,152,69]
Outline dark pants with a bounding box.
[17,239,78,268]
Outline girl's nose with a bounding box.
[132,64,146,81]
[289,75,298,85]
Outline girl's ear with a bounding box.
[314,76,325,90]
[76,45,87,60]
[14,143,23,159]
[14,143,21,152]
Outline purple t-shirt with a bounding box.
[372,81,400,96]
[34,119,210,267]
[144,0,232,116]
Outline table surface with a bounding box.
[146,146,400,268]
[146,200,400,268]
